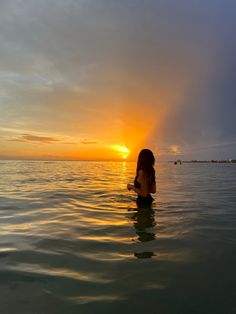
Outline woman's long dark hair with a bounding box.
[136,149,155,186]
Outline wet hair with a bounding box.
[136,149,156,186]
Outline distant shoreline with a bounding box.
[170,160,236,163]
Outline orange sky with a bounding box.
[0,109,156,161]
[0,68,211,161]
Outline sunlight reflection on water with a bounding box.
[0,161,236,313]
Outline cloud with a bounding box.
[7,134,59,144]
[169,145,182,155]
[81,139,98,145]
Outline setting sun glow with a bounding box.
[111,145,130,159]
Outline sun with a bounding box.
[111,145,130,159]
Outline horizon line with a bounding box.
[0,158,235,163]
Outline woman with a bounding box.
[127,149,156,207]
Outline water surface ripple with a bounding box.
[0,161,236,313]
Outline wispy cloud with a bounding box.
[7,134,59,144]
[81,139,98,145]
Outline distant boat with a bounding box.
[174,160,182,165]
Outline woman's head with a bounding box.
[136,149,155,174]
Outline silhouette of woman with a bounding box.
[127,149,156,208]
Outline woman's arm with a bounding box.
[127,183,139,193]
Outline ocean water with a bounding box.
[0,160,236,314]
